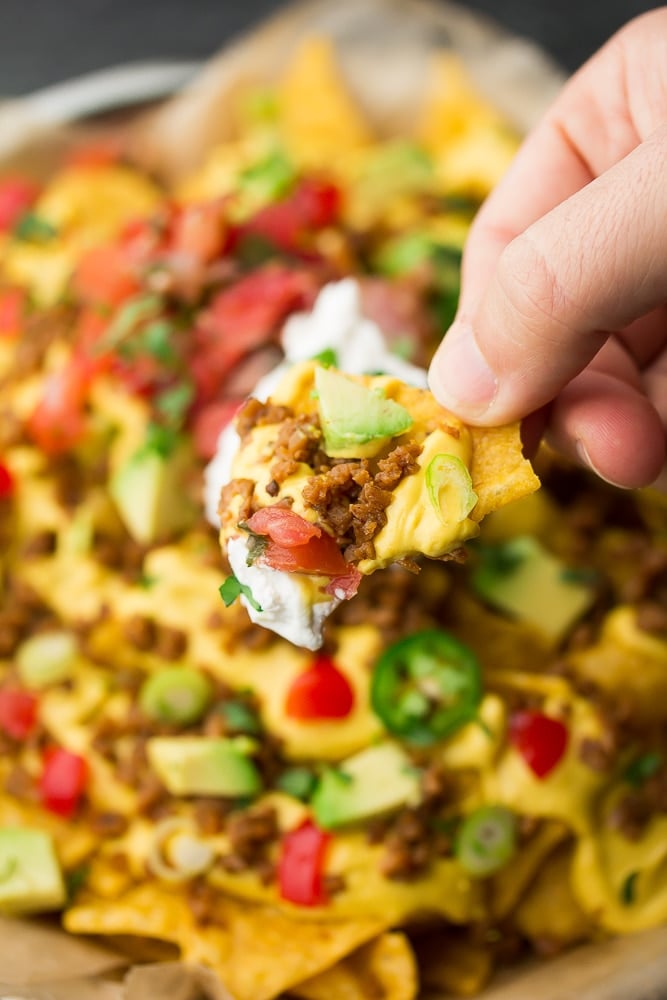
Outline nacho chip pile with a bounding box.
[0,37,666,1000]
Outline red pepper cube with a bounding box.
[278,819,330,907]
[286,656,355,721]
[509,710,569,779]
[40,748,88,818]
[0,460,14,500]
[0,688,38,740]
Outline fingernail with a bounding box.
[576,440,627,489]
[429,320,498,417]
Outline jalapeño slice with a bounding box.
[370,629,482,746]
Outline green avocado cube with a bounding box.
[0,828,66,914]
[312,742,421,829]
[315,367,413,459]
[147,736,262,797]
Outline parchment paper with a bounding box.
[1,2,665,998]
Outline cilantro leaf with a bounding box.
[624,751,663,789]
[220,574,263,612]
[311,347,338,368]
[155,382,194,427]
[14,213,58,242]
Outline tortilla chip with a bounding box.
[470,423,540,521]
[65,883,386,1000]
[413,927,494,998]
[294,931,418,1000]
[490,821,569,920]
[278,38,372,168]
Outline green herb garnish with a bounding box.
[624,752,663,789]
[155,382,194,426]
[14,213,58,242]
[620,871,639,906]
[220,574,263,612]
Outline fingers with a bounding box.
[429,125,667,424]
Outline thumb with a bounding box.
[429,126,667,424]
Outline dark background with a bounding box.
[0,0,663,95]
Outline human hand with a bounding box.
[428,9,667,490]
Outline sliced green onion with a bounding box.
[16,631,78,688]
[276,767,317,802]
[426,454,477,524]
[139,668,213,725]
[455,805,517,878]
[147,817,215,883]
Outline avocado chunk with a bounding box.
[147,736,262,797]
[0,828,66,914]
[471,536,597,643]
[315,367,413,458]
[109,436,197,545]
[311,742,421,829]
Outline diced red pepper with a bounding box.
[0,176,40,231]
[191,399,243,460]
[247,507,322,547]
[509,710,569,779]
[0,287,26,337]
[72,245,139,307]
[40,747,87,818]
[286,655,355,720]
[27,357,92,455]
[0,688,38,740]
[278,819,331,906]
[0,460,14,500]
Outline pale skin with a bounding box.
[428,9,667,491]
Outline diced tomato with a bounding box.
[0,287,26,337]
[193,265,316,398]
[0,688,38,740]
[278,819,330,907]
[191,399,243,459]
[509,710,569,779]
[66,139,122,169]
[262,531,351,577]
[171,201,227,264]
[40,748,87,818]
[241,179,341,252]
[0,460,14,500]
[72,245,139,307]
[27,357,91,455]
[324,567,362,600]
[0,176,40,231]
[286,655,355,720]
[247,507,321,547]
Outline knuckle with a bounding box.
[495,234,571,336]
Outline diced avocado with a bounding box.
[471,536,597,643]
[311,742,421,829]
[147,736,262,797]
[16,629,78,688]
[0,828,66,914]
[315,367,413,458]
[109,436,197,545]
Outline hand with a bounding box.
[428,10,667,490]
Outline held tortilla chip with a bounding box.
[217,359,538,647]
[64,883,386,1000]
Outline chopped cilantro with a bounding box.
[219,700,262,735]
[624,751,663,789]
[560,566,599,586]
[102,294,163,352]
[65,864,90,901]
[311,347,338,368]
[236,232,282,268]
[239,150,296,203]
[620,871,638,906]
[141,320,177,364]
[155,382,194,427]
[276,767,317,802]
[14,213,58,242]
[140,422,181,459]
[219,574,263,612]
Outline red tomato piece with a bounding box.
[260,531,350,576]
[40,748,87,818]
[247,507,321,547]
[195,266,316,388]
[170,201,227,264]
[0,287,26,337]
[286,655,355,720]
[0,460,14,500]
[0,688,38,740]
[278,819,331,907]
[72,245,139,307]
[509,710,569,779]
[324,567,362,600]
[191,399,243,460]
[0,176,40,231]
[27,358,90,455]
[241,179,341,252]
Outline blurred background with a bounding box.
[0,0,662,95]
